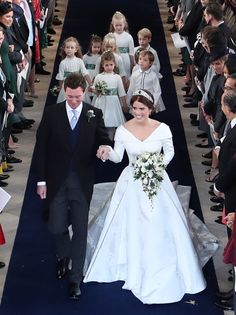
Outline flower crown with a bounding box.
[133,89,153,103]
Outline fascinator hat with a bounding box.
[0,2,12,16]
[132,89,154,103]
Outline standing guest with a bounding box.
[214,90,236,220]
[0,223,6,268]
[35,73,111,299]
[202,49,227,146]
[84,89,206,303]
[223,210,236,313]
[0,26,14,186]
[204,2,236,52]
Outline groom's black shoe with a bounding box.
[56,257,69,279]
[69,282,81,299]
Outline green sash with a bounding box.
[85,64,96,70]
[105,88,118,96]
[118,47,129,54]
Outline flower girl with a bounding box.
[83,35,102,103]
[93,33,127,89]
[109,11,135,81]
[92,51,128,140]
[56,37,92,103]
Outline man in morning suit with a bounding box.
[214,90,236,311]
[214,90,236,217]
[35,73,112,299]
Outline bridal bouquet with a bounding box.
[95,80,108,96]
[132,152,166,205]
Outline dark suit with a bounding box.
[35,101,111,284]
[178,0,204,50]
[215,124,236,215]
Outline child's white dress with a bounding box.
[92,72,126,127]
[83,53,101,104]
[56,56,88,103]
[113,31,134,79]
[93,52,126,79]
[134,44,162,78]
[127,67,165,112]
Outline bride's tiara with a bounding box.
[132,89,153,103]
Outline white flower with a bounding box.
[86,110,95,122]
[95,80,108,95]
[132,152,166,207]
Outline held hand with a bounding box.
[97,145,110,161]
[37,185,47,199]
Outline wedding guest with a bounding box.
[214,90,236,220]
[84,89,206,304]
[0,223,5,268]
[223,210,236,313]
[204,2,236,52]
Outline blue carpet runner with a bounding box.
[0,0,223,314]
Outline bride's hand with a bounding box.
[97,145,110,161]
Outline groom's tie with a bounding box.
[70,109,78,130]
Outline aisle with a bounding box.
[0,0,223,314]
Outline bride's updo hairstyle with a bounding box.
[130,89,154,111]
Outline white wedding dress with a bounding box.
[84,123,206,304]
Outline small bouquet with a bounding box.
[132,152,166,206]
[50,85,60,96]
[95,80,108,96]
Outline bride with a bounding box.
[84,89,206,304]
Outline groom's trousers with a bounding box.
[48,171,89,284]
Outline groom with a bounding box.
[35,73,112,299]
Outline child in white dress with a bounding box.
[56,37,92,103]
[93,33,127,89]
[127,50,165,112]
[83,35,102,103]
[92,51,128,140]
[109,11,134,81]
[134,28,162,79]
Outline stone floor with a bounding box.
[0,0,233,314]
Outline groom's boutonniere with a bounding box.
[87,109,95,122]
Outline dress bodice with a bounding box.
[109,123,174,166]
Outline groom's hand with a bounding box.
[97,145,111,161]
